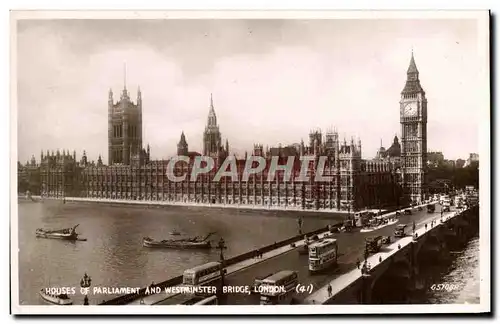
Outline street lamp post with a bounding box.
[217,238,226,299]
[80,272,92,305]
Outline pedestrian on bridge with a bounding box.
[356,259,360,269]
[425,224,427,231]
[327,284,332,297]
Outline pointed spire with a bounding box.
[209,93,215,114]
[207,93,217,127]
[123,62,127,90]
[120,63,129,100]
[407,50,419,74]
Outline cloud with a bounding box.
[16,18,483,163]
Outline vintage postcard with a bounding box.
[11,10,490,315]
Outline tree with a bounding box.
[427,162,478,191]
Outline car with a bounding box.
[404,209,412,215]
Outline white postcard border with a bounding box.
[9,9,491,315]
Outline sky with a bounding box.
[16,18,486,163]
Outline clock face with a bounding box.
[403,102,418,116]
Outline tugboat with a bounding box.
[35,224,86,241]
[170,230,181,236]
[143,232,215,249]
[39,289,73,305]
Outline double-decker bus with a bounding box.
[259,270,298,305]
[252,273,273,294]
[182,262,224,294]
[308,238,338,274]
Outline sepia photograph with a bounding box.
[10,10,490,315]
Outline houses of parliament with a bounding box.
[18,53,428,211]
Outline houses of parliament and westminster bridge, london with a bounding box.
[18,53,429,212]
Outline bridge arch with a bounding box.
[370,257,413,304]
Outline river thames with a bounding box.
[17,199,479,305]
[17,199,337,305]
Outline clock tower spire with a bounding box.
[400,51,428,204]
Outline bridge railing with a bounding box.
[99,224,332,305]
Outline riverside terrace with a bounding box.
[99,203,444,306]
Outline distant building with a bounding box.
[465,153,479,167]
[375,136,401,163]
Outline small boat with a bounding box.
[143,232,215,249]
[170,230,181,236]
[36,224,81,241]
[39,289,73,305]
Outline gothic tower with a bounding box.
[203,94,223,158]
[400,52,427,203]
[108,66,143,165]
[177,131,188,156]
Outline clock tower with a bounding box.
[400,52,427,204]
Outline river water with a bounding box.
[415,236,480,304]
[17,200,480,306]
[17,200,335,305]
